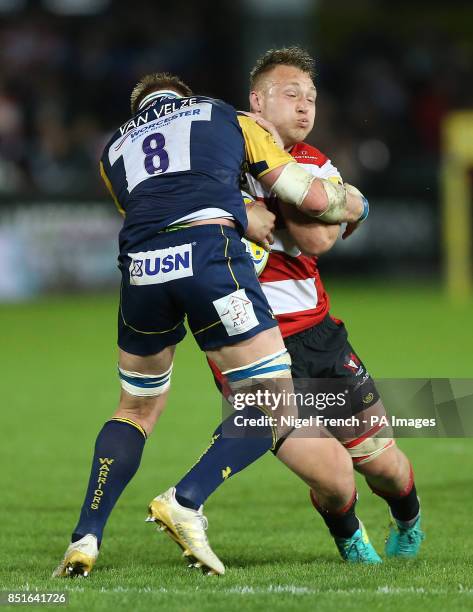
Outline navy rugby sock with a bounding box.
[71,418,147,545]
[175,406,273,510]
[310,489,360,539]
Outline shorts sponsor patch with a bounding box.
[128,243,193,285]
[213,288,259,336]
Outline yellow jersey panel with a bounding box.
[237,114,293,179]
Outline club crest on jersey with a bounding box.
[213,289,259,336]
[128,244,193,285]
[241,238,269,276]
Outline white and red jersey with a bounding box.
[245,142,341,338]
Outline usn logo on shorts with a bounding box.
[213,289,259,336]
[128,244,193,285]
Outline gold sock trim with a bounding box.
[111,417,147,439]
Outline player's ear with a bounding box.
[249,90,262,113]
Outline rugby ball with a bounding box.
[241,237,269,277]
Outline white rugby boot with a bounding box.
[147,487,225,576]
[52,534,99,577]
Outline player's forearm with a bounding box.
[261,163,363,224]
[301,179,363,223]
[289,223,340,257]
[279,201,340,256]
[298,223,340,256]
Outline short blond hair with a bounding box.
[250,47,315,89]
[130,72,193,114]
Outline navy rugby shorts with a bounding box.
[118,224,278,355]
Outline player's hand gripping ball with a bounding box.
[241,237,270,276]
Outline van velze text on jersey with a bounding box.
[128,244,193,285]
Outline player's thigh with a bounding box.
[206,326,284,372]
[119,346,175,374]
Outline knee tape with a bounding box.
[344,435,394,465]
[222,349,292,388]
[223,349,292,448]
[118,363,173,397]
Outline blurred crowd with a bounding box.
[0,1,221,197]
[311,3,473,197]
[0,1,472,199]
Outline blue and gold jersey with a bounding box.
[100,95,292,251]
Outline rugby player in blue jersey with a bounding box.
[53,72,366,577]
[155,49,424,570]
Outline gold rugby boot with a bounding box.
[52,534,98,578]
[147,487,224,575]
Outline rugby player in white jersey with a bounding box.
[156,49,424,571]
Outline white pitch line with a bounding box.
[42,585,473,597]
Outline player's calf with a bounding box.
[356,443,411,494]
[359,450,421,527]
[275,436,356,507]
[310,489,382,563]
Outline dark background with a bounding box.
[0,0,472,295]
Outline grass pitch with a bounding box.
[1,282,472,611]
